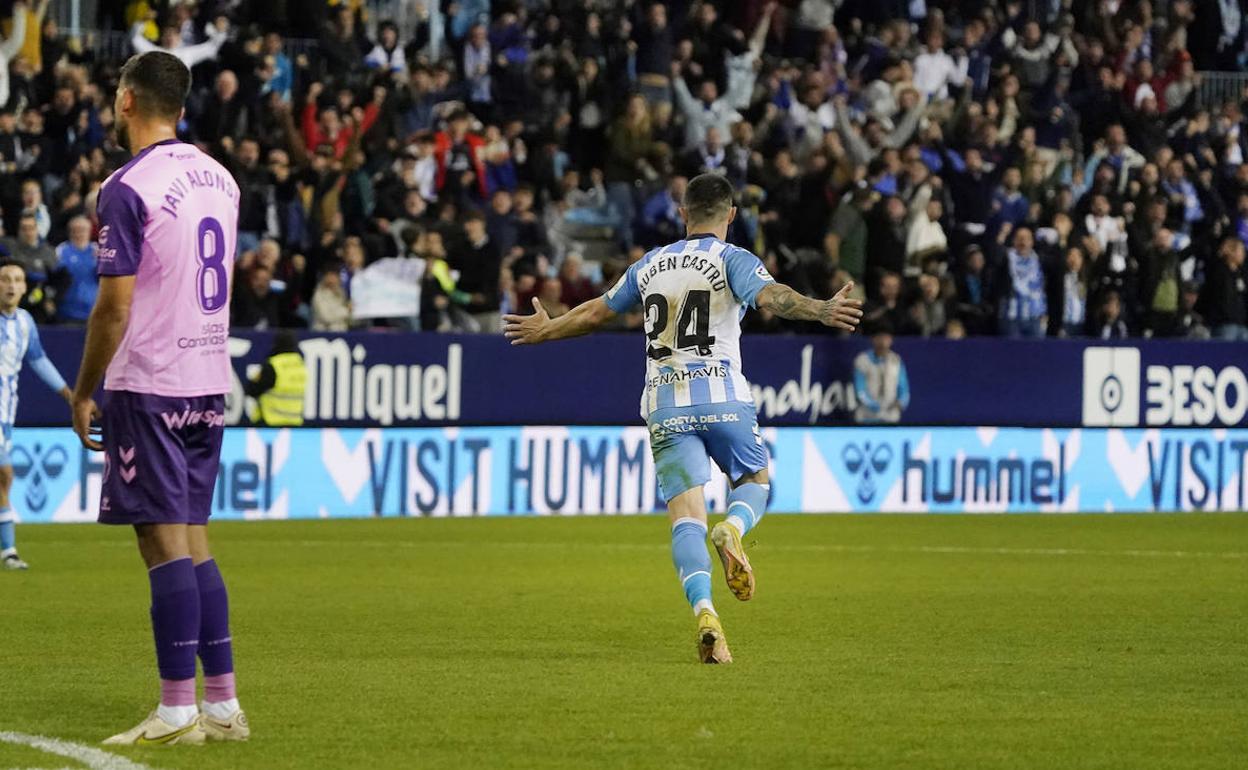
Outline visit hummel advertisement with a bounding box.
[10,426,1248,521]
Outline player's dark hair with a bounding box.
[683,173,734,225]
[118,51,191,121]
[0,259,25,274]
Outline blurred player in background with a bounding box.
[0,261,72,569]
[71,51,248,745]
[504,174,862,662]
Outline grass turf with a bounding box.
[0,514,1245,770]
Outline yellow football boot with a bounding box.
[710,521,755,601]
[696,609,733,664]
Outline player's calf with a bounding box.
[195,558,249,740]
[0,505,26,570]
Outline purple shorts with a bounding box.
[98,390,226,526]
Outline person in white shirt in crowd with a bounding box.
[1083,193,1129,275]
[906,197,947,273]
[131,16,229,69]
[0,2,26,109]
[311,269,352,332]
[671,60,749,149]
[365,21,407,75]
[912,30,967,101]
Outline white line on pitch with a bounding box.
[0,732,156,770]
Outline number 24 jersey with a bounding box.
[603,235,775,418]
[96,139,240,397]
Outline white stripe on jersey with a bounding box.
[708,374,728,403]
[673,365,693,407]
[0,313,32,425]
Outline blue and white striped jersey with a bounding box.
[603,235,775,418]
[0,309,67,425]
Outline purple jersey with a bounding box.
[96,139,239,396]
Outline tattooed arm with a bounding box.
[756,281,864,331]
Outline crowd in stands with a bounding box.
[3,0,1248,340]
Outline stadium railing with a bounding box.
[1197,71,1248,108]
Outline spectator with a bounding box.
[1199,236,1248,340]
[1175,281,1210,340]
[912,30,966,100]
[670,60,746,149]
[989,167,1029,238]
[311,269,351,332]
[826,185,875,286]
[998,227,1048,338]
[463,24,492,114]
[433,109,486,200]
[52,215,96,323]
[557,253,598,310]
[864,271,908,333]
[1055,247,1088,338]
[232,264,281,330]
[853,321,910,424]
[633,3,674,104]
[639,175,687,248]
[18,178,49,240]
[195,70,251,146]
[0,212,55,280]
[1092,290,1130,340]
[865,196,908,285]
[906,197,947,274]
[909,273,948,337]
[456,211,502,332]
[537,276,568,318]
[365,21,407,76]
[130,16,228,70]
[0,3,26,109]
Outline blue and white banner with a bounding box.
[9,426,1247,521]
[15,331,1248,429]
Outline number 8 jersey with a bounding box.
[96,139,239,397]
[603,234,775,418]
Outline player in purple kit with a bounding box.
[70,51,249,745]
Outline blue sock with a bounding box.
[0,507,15,554]
[725,483,769,537]
[671,518,714,615]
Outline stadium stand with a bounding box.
[1,0,1247,339]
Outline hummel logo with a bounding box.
[119,445,137,484]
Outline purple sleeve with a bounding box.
[96,181,147,276]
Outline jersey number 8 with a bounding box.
[195,216,229,315]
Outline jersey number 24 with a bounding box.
[644,290,716,360]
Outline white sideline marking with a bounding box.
[0,732,156,770]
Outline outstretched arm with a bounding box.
[503,296,617,345]
[756,280,863,331]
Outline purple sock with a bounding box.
[195,559,234,679]
[148,557,200,682]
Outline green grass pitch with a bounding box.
[1,514,1245,770]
